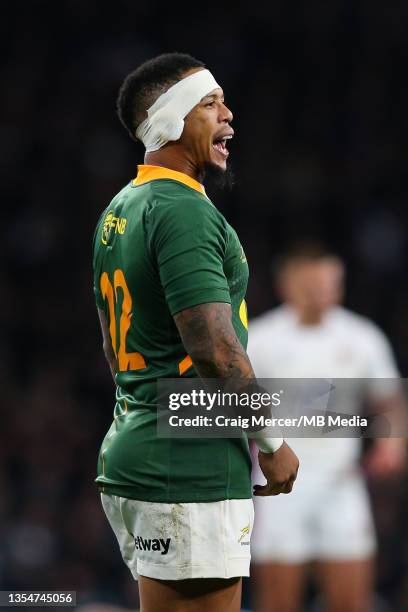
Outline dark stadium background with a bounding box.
[2,2,408,610]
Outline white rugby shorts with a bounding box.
[251,467,376,563]
[101,493,254,580]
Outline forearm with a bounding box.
[175,302,283,452]
[369,392,408,437]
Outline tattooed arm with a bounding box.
[174,302,254,381]
[174,301,299,495]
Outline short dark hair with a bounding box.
[274,241,342,277]
[117,52,205,141]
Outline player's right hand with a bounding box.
[253,442,299,496]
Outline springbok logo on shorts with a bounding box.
[238,524,250,545]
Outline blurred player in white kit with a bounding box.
[248,244,406,612]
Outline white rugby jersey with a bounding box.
[248,306,399,471]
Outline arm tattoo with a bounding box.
[174,303,255,381]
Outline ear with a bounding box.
[153,107,185,142]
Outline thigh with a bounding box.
[138,575,242,612]
[317,471,376,561]
[315,558,374,612]
[251,562,306,612]
[251,482,315,563]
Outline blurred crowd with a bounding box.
[1,1,407,610]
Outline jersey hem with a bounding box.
[96,482,251,503]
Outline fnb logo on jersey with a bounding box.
[133,535,171,555]
[101,210,127,245]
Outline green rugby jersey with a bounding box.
[93,165,251,502]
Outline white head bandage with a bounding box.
[136,69,220,152]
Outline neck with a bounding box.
[145,146,200,181]
[294,308,324,326]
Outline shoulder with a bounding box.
[93,183,133,245]
[146,182,227,236]
[147,179,214,209]
[106,182,136,211]
[331,307,391,347]
[96,182,132,220]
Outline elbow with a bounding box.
[189,349,216,370]
[189,343,241,378]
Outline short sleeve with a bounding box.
[364,325,401,400]
[147,193,231,315]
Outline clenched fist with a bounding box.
[253,442,299,496]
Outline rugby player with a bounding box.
[92,53,299,612]
[248,244,406,612]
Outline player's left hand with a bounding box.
[253,442,299,496]
[363,438,407,478]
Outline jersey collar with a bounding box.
[133,165,206,196]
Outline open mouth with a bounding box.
[212,135,233,158]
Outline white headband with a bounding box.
[136,69,220,152]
